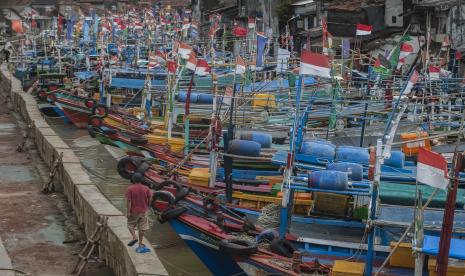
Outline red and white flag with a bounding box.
[235,56,246,75]
[195,59,211,76]
[441,35,451,51]
[300,51,331,78]
[397,42,414,69]
[248,17,256,29]
[355,24,372,36]
[177,42,193,59]
[403,70,419,95]
[417,148,449,190]
[429,66,440,80]
[185,53,197,71]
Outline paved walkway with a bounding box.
[0,88,112,275]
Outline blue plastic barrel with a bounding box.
[384,150,405,168]
[308,171,348,190]
[177,92,200,103]
[240,132,272,148]
[197,93,214,104]
[327,162,363,181]
[300,140,336,160]
[335,146,369,165]
[228,139,261,157]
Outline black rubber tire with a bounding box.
[270,238,296,258]
[158,206,188,224]
[84,99,97,109]
[117,156,143,179]
[130,136,148,145]
[151,191,177,213]
[88,116,103,128]
[154,180,183,191]
[87,125,100,138]
[174,187,189,203]
[92,103,108,117]
[136,162,151,174]
[219,239,258,256]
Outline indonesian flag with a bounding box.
[195,59,211,76]
[235,55,246,75]
[182,18,190,30]
[177,42,193,59]
[355,24,372,36]
[186,53,197,71]
[248,17,256,29]
[148,53,158,69]
[417,148,449,190]
[403,70,419,95]
[397,42,414,69]
[429,66,440,80]
[167,60,177,74]
[300,51,331,78]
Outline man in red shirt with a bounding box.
[126,173,152,252]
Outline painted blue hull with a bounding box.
[168,219,244,276]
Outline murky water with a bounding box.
[47,118,211,276]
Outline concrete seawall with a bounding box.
[0,64,168,276]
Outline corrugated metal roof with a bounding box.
[327,0,384,12]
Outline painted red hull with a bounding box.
[60,107,91,128]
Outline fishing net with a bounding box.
[256,203,281,229]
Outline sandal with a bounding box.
[127,239,138,247]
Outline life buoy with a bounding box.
[270,238,296,258]
[218,239,258,256]
[88,116,103,128]
[84,99,97,109]
[92,104,109,117]
[117,156,144,179]
[46,93,57,103]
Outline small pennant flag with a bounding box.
[403,70,419,95]
[417,148,449,190]
[185,53,197,71]
[195,59,211,76]
[429,66,440,80]
[356,24,372,36]
[456,51,463,60]
[300,50,331,78]
[235,56,246,75]
[400,42,414,59]
[177,42,193,59]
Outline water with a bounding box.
[48,119,211,276]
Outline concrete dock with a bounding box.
[0,64,169,276]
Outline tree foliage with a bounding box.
[276,0,294,29]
